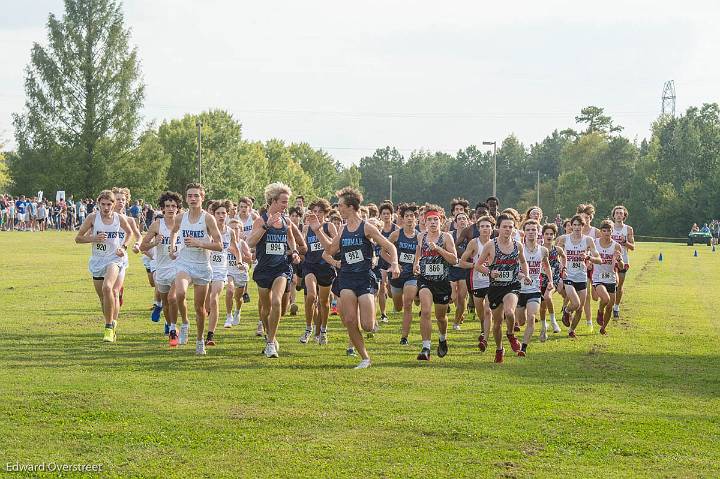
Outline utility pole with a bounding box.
[388,175,393,203]
[483,141,497,197]
[536,170,540,207]
[196,119,203,183]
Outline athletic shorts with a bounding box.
[227,271,249,287]
[142,256,155,273]
[89,257,124,280]
[564,279,587,292]
[175,260,212,286]
[339,270,377,298]
[390,276,418,295]
[417,277,452,305]
[154,268,176,293]
[302,262,337,288]
[211,268,228,283]
[253,265,293,290]
[488,282,521,310]
[472,287,489,299]
[448,266,467,282]
[517,291,542,308]
[593,282,617,293]
[331,274,341,297]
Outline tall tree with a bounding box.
[12,0,144,196]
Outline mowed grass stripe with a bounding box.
[0,233,718,478]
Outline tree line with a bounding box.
[5,0,719,237]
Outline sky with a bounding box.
[1,0,719,165]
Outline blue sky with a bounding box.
[1,0,718,164]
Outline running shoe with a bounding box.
[417,347,431,361]
[300,330,312,344]
[508,335,521,353]
[289,303,299,316]
[179,324,189,345]
[205,331,216,346]
[437,340,449,358]
[224,315,233,328]
[346,347,356,357]
[400,337,409,346]
[264,342,279,358]
[551,318,561,333]
[540,329,547,343]
[380,314,389,323]
[517,349,526,357]
[452,323,461,331]
[568,330,577,339]
[168,329,179,347]
[319,333,328,345]
[255,321,264,337]
[151,303,162,322]
[354,359,371,369]
[102,327,115,343]
[232,310,240,326]
[164,322,170,336]
[494,348,504,363]
[612,308,619,319]
[596,310,604,327]
[600,327,607,335]
[561,309,571,327]
[243,292,250,303]
[196,340,206,355]
[478,335,487,352]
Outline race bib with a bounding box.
[228,258,237,267]
[569,261,583,270]
[424,263,444,276]
[95,243,107,252]
[399,252,415,263]
[496,270,513,282]
[310,241,324,252]
[600,271,613,280]
[345,249,364,265]
[266,242,284,255]
[211,253,223,263]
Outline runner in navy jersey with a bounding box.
[449,212,470,330]
[306,187,400,369]
[376,202,397,324]
[388,203,419,345]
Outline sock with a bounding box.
[521,343,527,352]
[170,324,176,332]
[422,340,431,349]
[439,334,446,342]
[550,313,556,322]
[542,320,548,328]
[105,323,113,329]
[320,328,327,333]
[305,327,311,332]
[613,304,620,311]
[154,301,162,307]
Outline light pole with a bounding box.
[482,141,497,197]
[536,170,540,207]
[196,119,203,183]
[388,174,393,203]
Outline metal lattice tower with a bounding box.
[661,80,676,117]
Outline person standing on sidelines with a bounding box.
[557,215,601,338]
[610,205,634,318]
[476,213,531,363]
[140,191,186,347]
[75,190,133,342]
[593,220,625,335]
[515,219,553,356]
[458,215,495,352]
[413,205,458,361]
[204,200,241,347]
[169,183,223,355]
[246,183,301,359]
[305,187,400,369]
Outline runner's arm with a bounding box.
[74,213,96,244]
[203,214,223,252]
[625,226,635,251]
[245,216,267,249]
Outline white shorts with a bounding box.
[88,258,125,279]
[154,267,177,293]
[227,271,249,287]
[175,260,212,285]
[142,256,156,273]
[212,267,229,283]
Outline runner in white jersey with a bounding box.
[224,218,253,328]
[110,187,142,318]
[140,191,186,347]
[459,215,495,353]
[538,223,567,338]
[142,245,164,324]
[610,205,635,318]
[169,183,223,356]
[577,203,600,330]
[592,220,625,335]
[204,200,241,347]
[515,219,553,356]
[557,214,601,338]
[236,196,258,314]
[74,190,133,342]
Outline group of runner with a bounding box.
[75,182,634,369]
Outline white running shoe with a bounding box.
[551,319,561,334]
[264,342,279,358]
[255,321,264,337]
[319,333,328,345]
[299,330,312,343]
[274,339,280,352]
[179,324,189,345]
[224,315,233,328]
[354,359,371,369]
[452,323,461,331]
[195,340,206,355]
[232,310,240,326]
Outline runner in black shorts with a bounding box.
[413,204,458,361]
[476,213,531,363]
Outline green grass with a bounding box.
[0,232,718,478]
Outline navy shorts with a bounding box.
[472,287,489,299]
[417,277,452,305]
[302,262,337,288]
[253,265,293,290]
[339,270,377,298]
[517,292,542,308]
[448,266,467,282]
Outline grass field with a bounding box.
[0,232,718,478]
